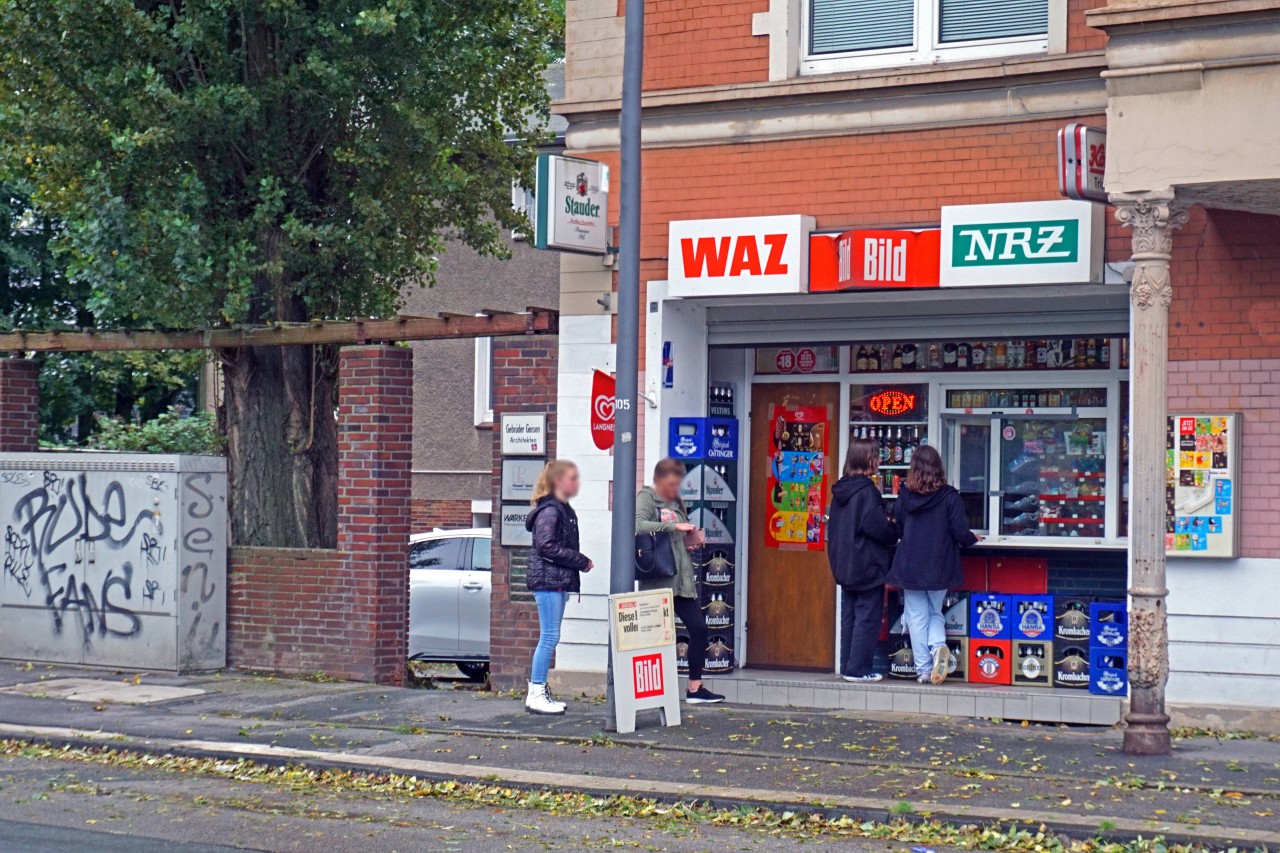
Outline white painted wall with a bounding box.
[1167,557,1280,710]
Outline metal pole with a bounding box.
[605,0,645,728]
[1114,191,1187,756]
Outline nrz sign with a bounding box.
[951,219,1080,267]
[940,200,1104,288]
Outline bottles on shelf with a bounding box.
[945,388,1107,410]
[850,338,1120,373]
[1000,419,1107,539]
[851,423,927,497]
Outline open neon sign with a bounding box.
[869,390,917,417]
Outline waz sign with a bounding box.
[940,200,1104,288]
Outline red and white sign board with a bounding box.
[590,369,616,450]
[668,215,815,297]
[773,347,819,374]
[1058,124,1107,202]
[610,590,681,734]
[811,228,941,291]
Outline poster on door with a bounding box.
[1165,413,1239,559]
[764,404,828,550]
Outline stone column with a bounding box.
[1113,192,1188,756]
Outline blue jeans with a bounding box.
[903,589,948,678]
[531,591,569,684]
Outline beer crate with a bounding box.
[1012,595,1054,641]
[1012,641,1053,688]
[1089,601,1129,649]
[668,417,739,462]
[675,631,690,675]
[970,593,1013,640]
[886,591,968,637]
[969,640,1012,686]
[1089,649,1129,696]
[1053,644,1091,689]
[1054,596,1095,644]
[945,637,969,682]
[700,589,734,633]
[698,549,735,587]
[883,637,917,680]
[704,634,735,673]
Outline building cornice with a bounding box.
[1086,0,1280,30]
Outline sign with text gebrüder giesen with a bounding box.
[610,590,681,734]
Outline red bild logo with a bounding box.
[633,653,664,699]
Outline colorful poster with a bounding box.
[764,405,828,550]
[1166,413,1239,559]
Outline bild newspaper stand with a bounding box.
[610,590,682,734]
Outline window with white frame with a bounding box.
[473,336,495,426]
[804,0,1054,73]
[511,182,536,242]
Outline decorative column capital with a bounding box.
[1112,191,1189,310]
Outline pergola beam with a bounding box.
[0,309,558,353]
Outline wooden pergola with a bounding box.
[0,307,558,352]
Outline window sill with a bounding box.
[475,421,495,431]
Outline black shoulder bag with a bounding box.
[635,504,679,580]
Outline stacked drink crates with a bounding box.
[1053,596,1094,689]
[1088,601,1129,696]
[669,409,739,675]
[883,591,969,682]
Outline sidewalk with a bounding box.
[0,664,1276,849]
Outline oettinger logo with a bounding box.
[951,219,1079,267]
[632,653,664,699]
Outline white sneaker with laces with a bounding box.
[525,681,566,715]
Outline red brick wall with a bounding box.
[1069,0,1108,52]
[0,359,41,452]
[488,334,559,691]
[411,498,474,532]
[227,547,353,676]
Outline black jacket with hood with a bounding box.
[525,496,590,593]
[887,485,979,590]
[826,475,899,590]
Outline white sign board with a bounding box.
[668,215,815,297]
[500,413,547,456]
[609,591,681,735]
[940,200,1105,288]
[501,458,543,503]
[499,503,533,548]
[535,154,610,255]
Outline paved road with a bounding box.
[0,751,947,852]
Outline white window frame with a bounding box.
[473,336,495,426]
[801,0,1065,76]
[511,182,536,242]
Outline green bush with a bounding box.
[89,408,225,456]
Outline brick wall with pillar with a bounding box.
[488,334,558,691]
[0,358,41,452]
[335,344,414,685]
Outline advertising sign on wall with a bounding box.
[534,154,610,255]
[1058,124,1107,203]
[810,229,941,292]
[591,369,616,450]
[940,200,1105,287]
[1166,413,1240,559]
[668,215,815,297]
[500,413,546,456]
[764,404,829,550]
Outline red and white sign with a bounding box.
[668,215,815,297]
[795,347,817,373]
[810,229,941,292]
[632,653,665,699]
[591,369,616,450]
[1058,124,1107,202]
[773,347,818,375]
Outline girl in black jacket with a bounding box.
[887,445,980,685]
[826,437,899,682]
[523,460,592,715]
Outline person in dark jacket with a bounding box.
[827,437,900,682]
[887,445,980,685]
[523,459,592,715]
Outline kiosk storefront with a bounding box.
[644,201,1135,721]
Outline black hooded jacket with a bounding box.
[525,496,590,593]
[826,475,899,590]
[887,485,979,591]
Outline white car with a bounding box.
[408,528,492,681]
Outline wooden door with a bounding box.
[747,383,839,670]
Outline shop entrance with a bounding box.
[747,382,838,670]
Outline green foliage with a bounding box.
[87,408,225,456]
[0,2,561,328]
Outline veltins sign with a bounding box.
[535,154,610,255]
[500,413,546,456]
[668,215,815,297]
[940,200,1105,287]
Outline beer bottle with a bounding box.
[856,344,868,371]
[867,346,880,371]
[892,428,904,464]
[957,342,970,369]
[892,344,904,371]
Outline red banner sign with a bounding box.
[591,369,616,450]
[809,229,941,292]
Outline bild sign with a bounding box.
[535,154,610,255]
[940,200,1104,288]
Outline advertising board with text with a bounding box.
[668,215,815,297]
[500,413,547,456]
[764,404,829,550]
[1166,413,1239,559]
[809,229,941,291]
[534,154,610,255]
[610,591,681,734]
[940,200,1105,287]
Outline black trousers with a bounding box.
[839,584,885,677]
[674,595,706,682]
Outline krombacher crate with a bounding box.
[1054,596,1094,644]
[1053,644,1091,689]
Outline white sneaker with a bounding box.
[525,681,565,715]
[544,684,568,712]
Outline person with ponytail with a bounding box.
[523,459,592,715]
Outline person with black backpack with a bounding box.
[635,457,725,704]
[827,437,900,682]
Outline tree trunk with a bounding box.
[221,342,339,548]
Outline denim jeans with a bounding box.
[902,589,948,678]
[531,591,569,684]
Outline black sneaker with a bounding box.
[686,686,725,704]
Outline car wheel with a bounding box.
[456,662,489,682]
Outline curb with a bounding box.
[1,723,1276,850]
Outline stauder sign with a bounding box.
[940,200,1104,287]
[535,154,610,255]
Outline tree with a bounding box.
[0,2,559,546]
[2,184,201,443]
